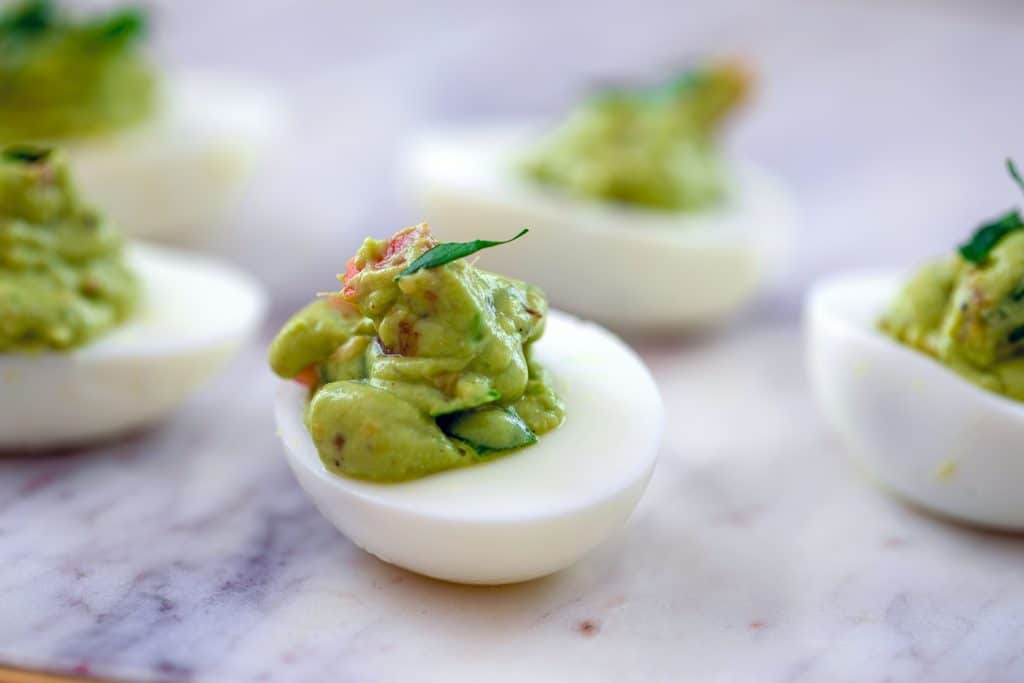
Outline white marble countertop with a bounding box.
[3,324,1024,683]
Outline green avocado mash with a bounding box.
[0,144,137,351]
[269,223,566,482]
[522,61,750,211]
[880,162,1024,400]
[0,0,156,142]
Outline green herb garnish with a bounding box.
[87,7,146,44]
[664,68,707,97]
[0,0,146,46]
[397,229,529,279]
[1009,158,1024,194]
[3,145,51,163]
[0,0,55,38]
[958,209,1024,264]
[590,67,705,106]
[958,159,1024,264]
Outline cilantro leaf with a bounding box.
[0,0,54,37]
[957,159,1024,264]
[1008,158,1024,197]
[3,144,52,163]
[958,209,1024,264]
[397,229,529,279]
[88,7,146,44]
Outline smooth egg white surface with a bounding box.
[68,72,285,245]
[276,310,663,585]
[406,125,796,331]
[807,270,1024,529]
[0,243,266,450]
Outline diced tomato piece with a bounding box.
[294,365,319,388]
[341,225,436,301]
[383,229,418,260]
[342,257,360,284]
[341,258,360,301]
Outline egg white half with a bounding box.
[0,243,266,450]
[67,72,285,245]
[406,125,796,331]
[807,270,1024,529]
[276,310,663,584]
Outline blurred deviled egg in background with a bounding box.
[0,145,265,449]
[808,161,1024,529]
[0,0,283,245]
[407,61,795,331]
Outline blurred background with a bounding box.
[124,0,1023,319]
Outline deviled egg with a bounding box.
[808,161,1024,529]
[0,145,265,449]
[272,223,662,584]
[0,0,282,245]
[407,62,795,330]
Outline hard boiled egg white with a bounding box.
[807,270,1024,529]
[0,243,266,450]
[276,310,663,585]
[406,125,796,331]
[68,72,284,246]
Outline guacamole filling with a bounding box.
[0,0,156,142]
[522,61,750,211]
[880,161,1024,400]
[269,223,566,483]
[0,144,137,351]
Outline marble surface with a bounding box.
[4,324,1024,683]
[4,0,1024,681]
